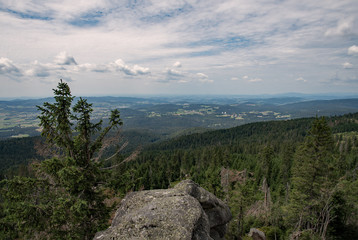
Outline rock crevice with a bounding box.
[94,180,232,240]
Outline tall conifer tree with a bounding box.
[288,117,336,238]
[0,80,122,239]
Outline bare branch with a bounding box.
[101,146,141,170]
[92,129,124,162]
[101,141,129,163]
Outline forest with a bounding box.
[0,81,358,239]
[111,113,358,239]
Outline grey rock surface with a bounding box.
[248,228,266,240]
[94,179,231,240]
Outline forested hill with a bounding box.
[279,98,358,117]
[1,111,358,239]
[112,112,358,239]
[145,112,358,152]
[2,112,358,178]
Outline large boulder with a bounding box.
[248,228,266,240]
[94,180,232,240]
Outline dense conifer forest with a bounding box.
[0,82,357,239]
[111,113,358,239]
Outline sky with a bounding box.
[0,0,358,98]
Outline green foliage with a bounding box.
[0,176,51,239]
[0,136,42,179]
[259,145,274,186]
[111,115,358,239]
[260,226,283,240]
[227,178,257,238]
[286,117,340,238]
[0,80,122,239]
[2,91,358,239]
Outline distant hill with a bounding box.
[1,96,358,140]
[280,98,358,117]
[145,112,358,152]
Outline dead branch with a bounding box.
[92,129,123,162]
[101,146,141,170]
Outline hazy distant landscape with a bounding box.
[1,94,358,140]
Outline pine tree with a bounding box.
[287,117,336,239]
[0,80,123,239]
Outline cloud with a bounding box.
[163,66,212,83]
[196,72,213,83]
[25,61,63,78]
[342,62,353,69]
[74,63,109,73]
[344,77,358,84]
[2,53,151,83]
[165,61,186,80]
[348,45,358,55]
[73,59,150,75]
[54,51,77,65]
[113,59,150,75]
[166,68,184,77]
[325,18,357,36]
[240,75,262,83]
[322,74,358,85]
[248,78,263,83]
[0,57,22,76]
[1,1,358,96]
[173,61,182,68]
[131,64,151,75]
[0,57,69,81]
[296,77,308,82]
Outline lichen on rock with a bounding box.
[94,180,232,240]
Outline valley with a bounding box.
[1,95,358,140]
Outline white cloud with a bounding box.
[342,62,353,69]
[0,57,22,76]
[163,67,212,83]
[348,45,358,55]
[241,75,262,83]
[74,63,109,72]
[248,78,263,83]
[231,77,239,81]
[54,51,77,65]
[1,54,151,81]
[25,61,64,78]
[1,1,358,96]
[113,59,150,76]
[166,68,184,77]
[296,77,308,82]
[72,59,150,75]
[131,64,151,75]
[196,72,213,83]
[178,79,190,83]
[173,61,182,68]
[325,18,357,36]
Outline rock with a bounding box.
[174,180,232,238]
[94,180,232,240]
[248,228,266,240]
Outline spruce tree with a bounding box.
[287,117,336,238]
[0,80,122,239]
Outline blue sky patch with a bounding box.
[140,3,193,23]
[2,8,53,21]
[68,11,103,27]
[188,36,253,51]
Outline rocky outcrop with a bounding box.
[248,228,266,240]
[94,180,232,240]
